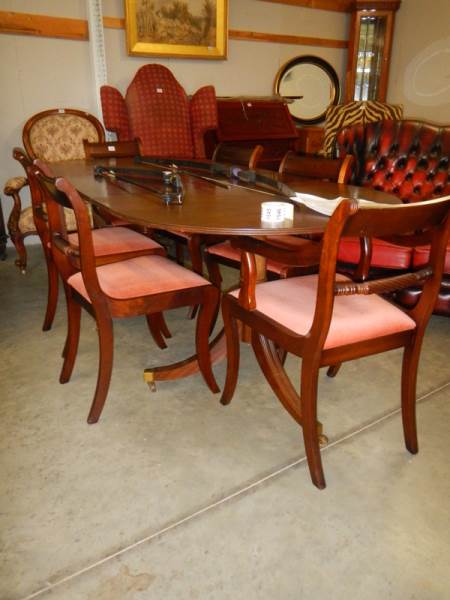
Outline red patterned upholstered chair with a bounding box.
[336,119,450,315]
[100,64,217,158]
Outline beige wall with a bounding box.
[388,0,450,122]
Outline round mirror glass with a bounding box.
[275,55,340,124]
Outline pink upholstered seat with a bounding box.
[68,255,209,302]
[231,274,416,350]
[68,226,164,256]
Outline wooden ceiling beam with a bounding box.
[258,0,354,12]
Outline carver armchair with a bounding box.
[336,119,450,315]
[220,195,450,489]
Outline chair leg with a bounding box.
[87,311,114,424]
[327,363,342,378]
[195,287,220,394]
[157,312,172,339]
[300,359,326,489]
[252,333,303,425]
[401,338,422,454]
[220,296,240,405]
[42,252,59,331]
[146,313,168,349]
[10,231,27,273]
[59,290,81,384]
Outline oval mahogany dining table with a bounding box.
[50,157,399,387]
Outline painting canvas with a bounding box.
[125,0,228,59]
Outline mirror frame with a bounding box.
[274,55,340,124]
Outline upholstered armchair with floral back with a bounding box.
[100,64,218,158]
[4,108,104,271]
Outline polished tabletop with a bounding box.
[51,158,399,236]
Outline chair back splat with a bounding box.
[221,195,450,489]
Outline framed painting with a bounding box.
[124,0,228,59]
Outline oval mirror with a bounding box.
[274,55,340,124]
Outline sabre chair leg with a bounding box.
[195,287,220,394]
[146,313,168,349]
[87,312,114,424]
[300,360,326,489]
[157,312,172,339]
[401,338,422,454]
[59,291,81,384]
[220,297,240,405]
[42,253,59,331]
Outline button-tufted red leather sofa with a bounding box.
[336,119,450,315]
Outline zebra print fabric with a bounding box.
[321,101,403,157]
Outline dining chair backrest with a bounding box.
[278,151,354,184]
[83,139,141,160]
[34,161,104,303]
[212,143,264,170]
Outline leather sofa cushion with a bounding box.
[338,237,413,270]
[413,243,450,274]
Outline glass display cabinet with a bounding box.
[345,0,401,102]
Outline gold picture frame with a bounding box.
[124,0,228,60]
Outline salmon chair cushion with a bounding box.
[68,254,209,302]
[336,119,450,315]
[100,64,218,158]
[230,274,416,350]
[67,226,164,257]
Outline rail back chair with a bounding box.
[35,164,220,424]
[212,143,264,170]
[4,108,105,272]
[16,151,170,349]
[220,195,450,489]
[205,154,354,285]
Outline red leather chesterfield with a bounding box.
[100,64,218,158]
[336,119,450,315]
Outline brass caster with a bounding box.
[319,434,329,448]
[143,370,156,391]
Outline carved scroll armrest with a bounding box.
[4,176,28,196]
[334,268,433,296]
[4,176,29,234]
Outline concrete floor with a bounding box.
[1,245,449,600]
